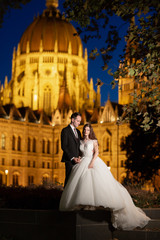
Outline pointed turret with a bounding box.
[57,78,73,110]
[84,48,88,61]
[13,47,16,60]
[78,44,82,57]
[89,78,94,108]
[95,84,101,108]
[17,43,20,56]
[1,84,3,92]
[4,76,8,88]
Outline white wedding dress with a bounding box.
[59,139,150,230]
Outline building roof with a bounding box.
[18,4,83,56]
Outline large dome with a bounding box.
[19,4,83,56]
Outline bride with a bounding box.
[59,123,150,230]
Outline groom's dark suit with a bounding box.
[61,125,81,186]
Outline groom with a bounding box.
[61,112,82,186]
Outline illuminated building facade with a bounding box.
[0,0,131,186]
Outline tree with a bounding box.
[0,0,32,27]
[121,103,160,180]
[63,0,160,131]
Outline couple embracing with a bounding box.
[59,112,150,230]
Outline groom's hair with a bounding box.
[71,112,81,120]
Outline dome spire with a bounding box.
[46,0,58,9]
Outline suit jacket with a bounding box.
[61,125,81,162]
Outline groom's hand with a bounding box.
[73,157,81,163]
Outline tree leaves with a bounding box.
[123,116,160,179]
[65,1,160,131]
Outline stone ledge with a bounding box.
[0,208,159,240]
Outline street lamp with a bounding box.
[5,170,8,186]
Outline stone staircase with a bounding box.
[113,209,160,240]
[0,208,159,240]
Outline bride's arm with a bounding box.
[88,140,99,168]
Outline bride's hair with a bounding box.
[82,123,97,140]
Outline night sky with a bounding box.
[0,0,128,105]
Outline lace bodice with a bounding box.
[80,140,96,158]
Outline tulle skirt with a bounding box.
[59,156,150,230]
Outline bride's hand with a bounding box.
[88,163,94,168]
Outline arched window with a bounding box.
[33,138,36,152]
[17,136,21,151]
[42,139,45,153]
[28,176,34,185]
[47,162,50,169]
[12,136,16,150]
[42,162,45,168]
[2,158,5,165]
[28,137,31,152]
[28,160,30,167]
[107,161,110,166]
[121,160,124,167]
[42,176,48,185]
[53,176,58,184]
[54,162,59,169]
[55,139,59,154]
[13,174,19,186]
[47,140,50,154]
[12,159,15,166]
[31,89,34,109]
[18,160,21,167]
[33,161,36,168]
[103,137,110,152]
[0,173,3,185]
[83,87,85,99]
[43,85,51,114]
[120,136,126,151]
[1,134,6,149]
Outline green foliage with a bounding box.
[63,0,160,131]
[0,0,32,27]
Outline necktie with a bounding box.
[74,128,78,138]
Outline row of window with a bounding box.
[1,158,59,169]
[1,134,59,154]
[1,134,125,154]
[1,158,125,169]
[0,174,51,186]
[20,57,79,65]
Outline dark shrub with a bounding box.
[0,184,63,209]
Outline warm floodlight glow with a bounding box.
[34,94,37,101]
[111,116,115,122]
[5,169,8,175]
[52,66,56,74]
